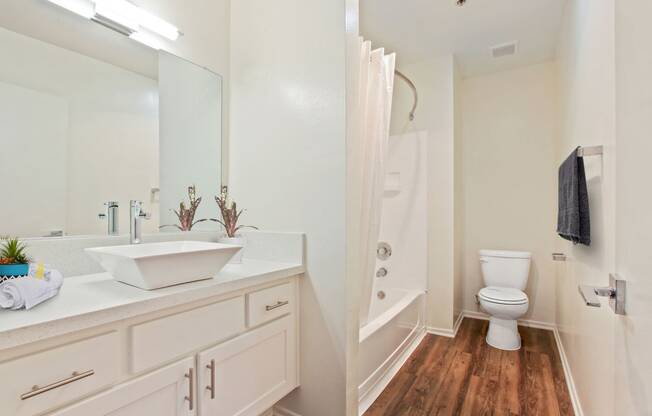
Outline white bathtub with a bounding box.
[358,289,426,414]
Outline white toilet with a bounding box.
[477,249,531,350]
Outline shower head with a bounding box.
[457,0,467,6]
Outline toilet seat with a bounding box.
[478,286,528,305]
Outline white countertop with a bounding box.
[0,259,304,350]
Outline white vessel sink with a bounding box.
[85,241,242,290]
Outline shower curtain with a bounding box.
[355,39,396,327]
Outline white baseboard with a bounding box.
[426,326,455,337]
[426,311,465,338]
[273,405,303,416]
[552,327,583,416]
[460,309,557,330]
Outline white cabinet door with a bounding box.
[197,316,297,416]
[50,357,196,416]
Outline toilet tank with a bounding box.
[479,249,532,290]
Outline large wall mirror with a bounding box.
[0,2,223,238]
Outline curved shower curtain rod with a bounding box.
[394,69,418,121]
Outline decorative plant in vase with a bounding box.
[159,185,208,231]
[211,186,258,263]
[0,237,30,278]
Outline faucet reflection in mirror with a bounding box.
[98,201,120,236]
[130,200,151,244]
[159,185,208,232]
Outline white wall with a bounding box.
[555,1,616,414]
[614,1,652,413]
[229,0,348,415]
[459,62,558,324]
[0,26,159,237]
[390,56,457,332]
[555,0,652,414]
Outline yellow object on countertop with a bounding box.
[34,263,46,280]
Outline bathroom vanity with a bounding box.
[0,237,303,416]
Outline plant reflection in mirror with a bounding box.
[211,186,258,238]
[159,185,208,231]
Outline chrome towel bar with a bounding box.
[577,145,603,157]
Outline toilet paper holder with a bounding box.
[578,274,626,315]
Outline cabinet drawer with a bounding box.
[0,332,120,416]
[130,296,245,373]
[246,283,294,327]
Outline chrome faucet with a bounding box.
[98,201,119,236]
[130,200,151,244]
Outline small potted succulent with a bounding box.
[211,186,258,263]
[0,237,30,278]
[159,185,208,231]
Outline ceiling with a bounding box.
[361,0,568,77]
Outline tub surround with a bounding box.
[358,290,425,415]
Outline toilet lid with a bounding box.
[479,287,528,305]
[479,249,531,259]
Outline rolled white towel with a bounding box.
[0,265,63,310]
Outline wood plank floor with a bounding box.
[364,318,573,416]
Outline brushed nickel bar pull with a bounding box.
[185,368,194,411]
[21,370,95,400]
[206,359,216,399]
[266,300,289,311]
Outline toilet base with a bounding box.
[486,317,521,351]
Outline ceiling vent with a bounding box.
[491,41,518,58]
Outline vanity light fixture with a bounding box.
[129,31,163,50]
[44,0,181,49]
[46,0,94,18]
[94,0,140,33]
[136,8,180,41]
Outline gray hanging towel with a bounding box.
[557,147,591,245]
